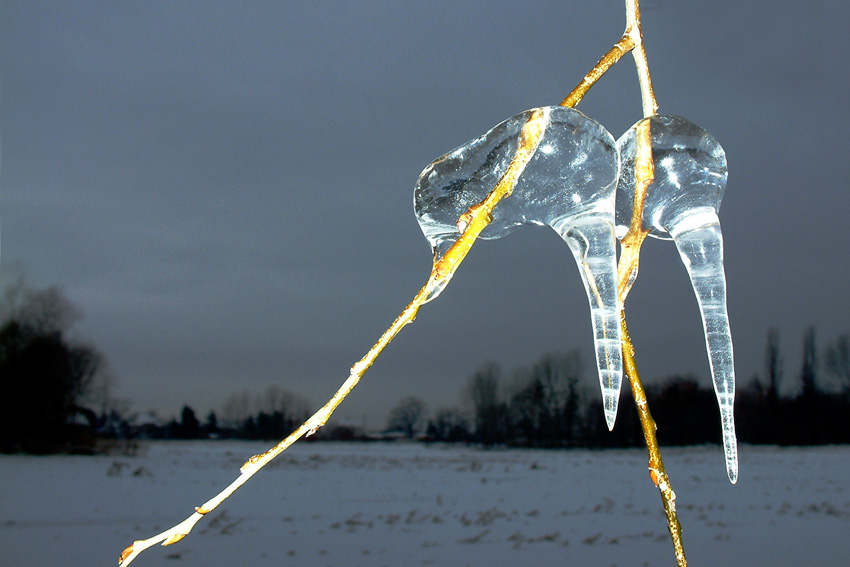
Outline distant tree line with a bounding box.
[105,326,850,448]
[4,279,850,453]
[0,280,319,451]
[397,327,850,448]
[736,327,850,445]
[109,386,314,442]
[408,350,651,448]
[216,386,311,440]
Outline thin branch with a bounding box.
[561,34,635,108]
[614,4,684,563]
[616,123,687,565]
[621,317,686,566]
[117,110,549,567]
[617,118,652,304]
[560,0,657,116]
[625,0,659,117]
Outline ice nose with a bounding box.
[554,214,623,430]
[672,217,738,483]
[414,106,624,426]
[616,114,738,483]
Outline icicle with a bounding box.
[616,114,738,483]
[414,106,623,428]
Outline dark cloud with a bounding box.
[1,1,845,427]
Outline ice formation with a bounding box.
[616,114,738,483]
[414,106,623,429]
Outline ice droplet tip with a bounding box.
[604,407,617,431]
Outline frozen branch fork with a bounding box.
[617,115,738,483]
[415,106,624,428]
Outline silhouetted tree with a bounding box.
[204,411,219,437]
[826,333,850,396]
[765,328,782,402]
[221,391,253,426]
[387,396,426,437]
[739,329,788,444]
[0,279,81,336]
[426,408,470,442]
[466,362,509,445]
[824,332,850,443]
[800,326,818,400]
[175,405,201,439]
[796,326,819,444]
[536,351,583,445]
[242,416,258,439]
[257,385,311,423]
[650,376,719,446]
[503,351,586,447]
[221,386,310,439]
[738,373,792,445]
[562,363,582,446]
[509,375,547,445]
[0,281,102,453]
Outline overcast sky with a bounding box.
[1,1,846,429]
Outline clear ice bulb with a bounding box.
[616,114,738,483]
[415,106,623,429]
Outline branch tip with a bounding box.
[119,544,135,564]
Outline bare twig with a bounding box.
[117,109,548,567]
[625,0,659,117]
[561,0,656,116]
[617,4,685,564]
[621,317,687,566]
[119,2,694,566]
[613,119,687,567]
[562,1,687,564]
[561,34,635,108]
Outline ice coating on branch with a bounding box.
[414,106,623,429]
[616,115,738,483]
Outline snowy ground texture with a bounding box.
[1,441,848,567]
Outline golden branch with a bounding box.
[117,109,548,567]
[119,2,695,566]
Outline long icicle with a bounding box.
[563,1,689,564]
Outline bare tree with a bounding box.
[0,280,102,452]
[507,351,584,446]
[220,386,311,438]
[426,408,469,441]
[800,326,818,400]
[386,396,426,437]
[0,278,81,335]
[765,328,782,402]
[221,391,253,425]
[258,384,311,420]
[466,362,501,414]
[465,362,507,445]
[825,333,850,395]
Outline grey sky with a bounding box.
[1,1,846,429]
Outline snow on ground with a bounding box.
[1,441,848,567]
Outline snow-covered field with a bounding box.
[1,441,848,567]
